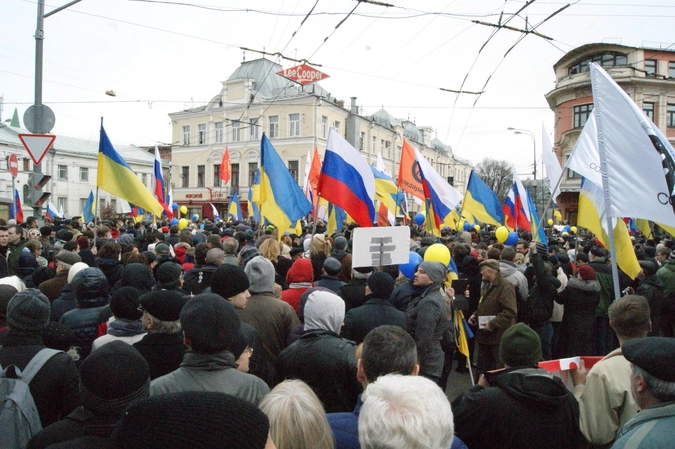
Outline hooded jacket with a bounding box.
[500,260,529,300]
[281,258,314,314]
[452,368,584,449]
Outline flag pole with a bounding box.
[93,187,99,250]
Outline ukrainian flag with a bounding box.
[228,192,242,221]
[98,123,163,216]
[462,171,504,226]
[248,170,261,223]
[259,134,312,233]
[83,190,95,223]
[327,202,347,236]
[371,167,400,216]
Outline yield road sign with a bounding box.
[18,134,56,166]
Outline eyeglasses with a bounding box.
[29,233,41,237]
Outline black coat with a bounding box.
[27,407,116,449]
[133,332,187,380]
[314,275,346,294]
[338,278,368,312]
[96,258,123,288]
[523,253,561,328]
[182,264,218,296]
[0,331,80,428]
[341,296,407,344]
[276,329,360,413]
[555,276,601,358]
[452,368,584,449]
[50,283,77,322]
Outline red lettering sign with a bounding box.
[277,64,329,85]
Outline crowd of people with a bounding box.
[0,214,673,449]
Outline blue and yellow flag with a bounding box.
[327,202,347,236]
[526,187,547,245]
[248,169,261,223]
[83,190,95,223]
[98,123,163,216]
[371,167,403,216]
[228,192,242,221]
[463,171,504,226]
[259,134,312,233]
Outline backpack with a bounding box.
[0,348,62,449]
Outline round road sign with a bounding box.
[8,154,18,178]
[23,104,56,134]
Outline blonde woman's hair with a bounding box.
[259,379,335,449]
[259,237,281,261]
[310,235,331,257]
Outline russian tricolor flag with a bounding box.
[154,145,173,219]
[46,202,61,220]
[502,172,532,231]
[10,189,23,223]
[318,128,375,227]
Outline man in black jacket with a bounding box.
[452,323,583,449]
[0,289,79,428]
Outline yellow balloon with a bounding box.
[446,271,458,283]
[570,226,577,234]
[547,219,553,226]
[495,226,509,243]
[424,243,451,266]
[180,205,188,214]
[178,218,188,230]
[474,225,480,232]
[562,232,569,237]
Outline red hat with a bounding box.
[578,265,596,281]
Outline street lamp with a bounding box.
[507,127,538,210]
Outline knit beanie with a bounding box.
[367,272,395,298]
[110,287,143,320]
[211,265,250,299]
[110,391,270,449]
[0,276,25,292]
[42,322,76,352]
[239,246,261,268]
[323,257,341,275]
[578,265,596,281]
[180,294,243,354]
[535,241,548,257]
[67,262,90,284]
[499,322,542,368]
[418,261,447,284]
[639,260,658,277]
[7,288,50,331]
[334,236,348,250]
[244,255,275,294]
[80,341,150,416]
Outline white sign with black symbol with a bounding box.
[351,226,410,268]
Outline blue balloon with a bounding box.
[192,214,199,221]
[562,225,571,232]
[414,213,425,226]
[463,221,472,231]
[171,203,179,210]
[505,231,519,246]
[400,251,424,280]
[169,218,179,226]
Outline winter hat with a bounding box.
[0,276,26,292]
[639,260,658,277]
[333,236,348,250]
[547,255,560,268]
[499,322,542,368]
[478,259,500,272]
[111,287,144,320]
[156,262,183,288]
[154,243,171,257]
[180,294,244,354]
[418,261,447,284]
[211,265,250,299]
[286,258,314,285]
[18,252,38,269]
[304,289,345,334]
[67,262,90,284]
[367,272,395,298]
[56,251,82,266]
[55,229,73,242]
[80,341,150,416]
[622,337,675,382]
[244,255,275,294]
[535,241,548,257]
[239,246,261,267]
[323,257,342,275]
[139,290,188,322]
[578,265,596,281]
[7,288,51,331]
[42,322,76,352]
[120,263,156,293]
[117,234,135,247]
[110,391,270,449]
[0,284,18,322]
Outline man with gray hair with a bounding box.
[358,374,456,449]
[222,237,239,266]
[406,261,451,385]
[38,251,82,301]
[611,337,675,448]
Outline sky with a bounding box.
[1,0,674,179]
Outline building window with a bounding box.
[58,165,67,180]
[670,61,675,78]
[288,160,299,183]
[214,164,221,188]
[182,126,190,145]
[334,121,341,135]
[359,132,365,151]
[232,121,241,142]
[568,53,627,75]
[321,116,328,138]
[289,113,300,137]
[645,59,657,76]
[643,102,655,122]
[215,122,224,143]
[250,118,260,140]
[198,124,206,144]
[110,199,116,212]
[141,173,147,186]
[573,104,594,128]
[249,162,258,187]
[380,139,385,155]
[181,166,189,188]
[22,158,30,171]
[372,136,377,154]
[385,140,391,159]
[231,163,240,193]
[269,116,279,138]
[79,167,88,182]
[197,165,205,187]
[668,104,675,128]
[80,198,88,213]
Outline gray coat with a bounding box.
[150,350,269,405]
[406,284,449,378]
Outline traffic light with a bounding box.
[27,173,51,207]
